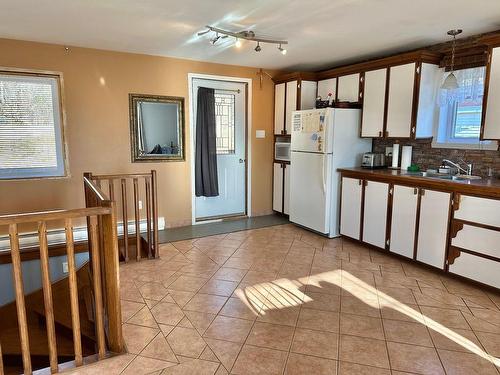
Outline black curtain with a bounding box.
[195,87,219,197]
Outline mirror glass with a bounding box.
[129,94,185,162]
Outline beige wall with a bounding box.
[0,38,277,227]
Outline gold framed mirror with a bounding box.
[129,94,185,162]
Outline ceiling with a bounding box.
[1,0,500,71]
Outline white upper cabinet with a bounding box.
[361,69,387,137]
[300,81,318,110]
[285,81,298,134]
[317,78,337,100]
[274,83,286,135]
[337,73,361,102]
[386,63,416,138]
[415,63,441,138]
[482,46,500,140]
[416,189,451,269]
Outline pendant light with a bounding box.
[441,29,462,90]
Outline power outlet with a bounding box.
[62,262,69,274]
[138,200,143,210]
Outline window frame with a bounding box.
[0,68,69,180]
[432,66,498,150]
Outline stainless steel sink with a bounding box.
[405,171,481,181]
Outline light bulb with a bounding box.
[235,38,242,48]
[281,48,287,55]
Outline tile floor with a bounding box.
[71,224,500,374]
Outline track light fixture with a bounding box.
[198,25,288,54]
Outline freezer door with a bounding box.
[290,109,333,153]
[289,151,332,234]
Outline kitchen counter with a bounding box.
[338,167,500,199]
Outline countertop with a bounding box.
[338,167,500,199]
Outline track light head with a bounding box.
[255,42,262,52]
[210,33,220,44]
[235,38,242,48]
[278,44,287,55]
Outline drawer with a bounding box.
[454,195,500,228]
[449,252,500,289]
[451,224,500,259]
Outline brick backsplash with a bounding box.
[372,138,500,178]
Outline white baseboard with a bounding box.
[0,217,165,252]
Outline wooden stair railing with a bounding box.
[84,170,159,262]
[0,178,123,375]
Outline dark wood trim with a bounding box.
[452,218,500,232]
[358,73,365,138]
[335,77,339,102]
[338,169,500,199]
[480,47,495,141]
[359,179,366,241]
[382,68,390,138]
[449,220,465,239]
[282,163,286,213]
[412,188,423,260]
[385,183,394,251]
[449,245,500,263]
[410,62,422,139]
[442,192,453,270]
[283,82,287,134]
[0,241,89,265]
[272,71,318,84]
[296,79,302,110]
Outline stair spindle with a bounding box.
[121,179,129,262]
[145,177,152,259]
[133,178,141,261]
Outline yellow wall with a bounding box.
[0,38,277,227]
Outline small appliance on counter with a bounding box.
[361,152,387,169]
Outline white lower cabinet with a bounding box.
[362,181,389,248]
[340,177,363,240]
[389,185,419,259]
[416,189,451,269]
[449,253,500,289]
[283,164,290,215]
[273,163,284,212]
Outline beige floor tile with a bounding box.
[199,279,239,297]
[339,335,389,369]
[338,361,391,375]
[204,315,253,343]
[128,305,159,328]
[428,327,483,352]
[167,326,207,358]
[166,290,195,308]
[376,286,417,305]
[383,319,433,347]
[122,355,176,375]
[139,282,170,301]
[246,322,295,351]
[160,358,221,375]
[340,313,384,340]
[122,323,160,354]
[387,342,444,374]
[475,331,500,357]
[168,275,209,292]
[183,293,228,314]
[463,311,500,334]
[122,300,146,322]
[419,306,470,330]
[213,267,247,282]
[297,308,340,333]
[257,305,301,326]
[291,328,339,360]
[232,345,288,375]
[341,295,381,318]
[380,304,423,323]
[285,353,337,375]
[200,346,220,363]
[219,297,261,320]
[204,338,242,371]
[151,302,185,325]
[140,333,178,363]
[302,291,341,312]
[183,310,216,335]
[437,348,499,375]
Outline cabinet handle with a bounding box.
[378,131,382,137]
[389,187,393,195]
[385,130,389,137]
[364,180,368,187]
[413,188,418,195]
[359,92,363,99]
[411,126,416,134]
[358,179,363,186]
[421,189,425,196]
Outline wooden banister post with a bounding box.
[101,200,124,353]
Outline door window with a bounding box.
[215,93,235,154]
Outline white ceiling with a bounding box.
[1,0,500,71]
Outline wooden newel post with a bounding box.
[101,200,124,353]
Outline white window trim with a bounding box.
[0,67,69,180]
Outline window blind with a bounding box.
[0,73,65,179]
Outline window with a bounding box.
[214,93,235,154]
[0,71,66,179]
[433,66,497,149]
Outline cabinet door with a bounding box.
[317,78,337,100]
[283,164,290,215]
[362,180,389,248]
[361,69,387,137]
[274,83,285,135]
[285,81,298,134]
[390,185,418,258]
[340,177,363,240]
[273,163,284,212]
[300,81,318,110]
[386,63,415,138]
[416,189,451,269]
[337,73,360,102]
[483,47,500,140]
[449,252,500,289]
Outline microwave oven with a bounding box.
[275,142,291,162]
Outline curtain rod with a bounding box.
[215,88,241,94]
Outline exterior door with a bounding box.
[192,78,247,221]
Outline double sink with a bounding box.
[405,171,482,181]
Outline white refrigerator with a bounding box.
[289,108,371,237]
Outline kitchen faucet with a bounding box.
[442,159,473,176]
